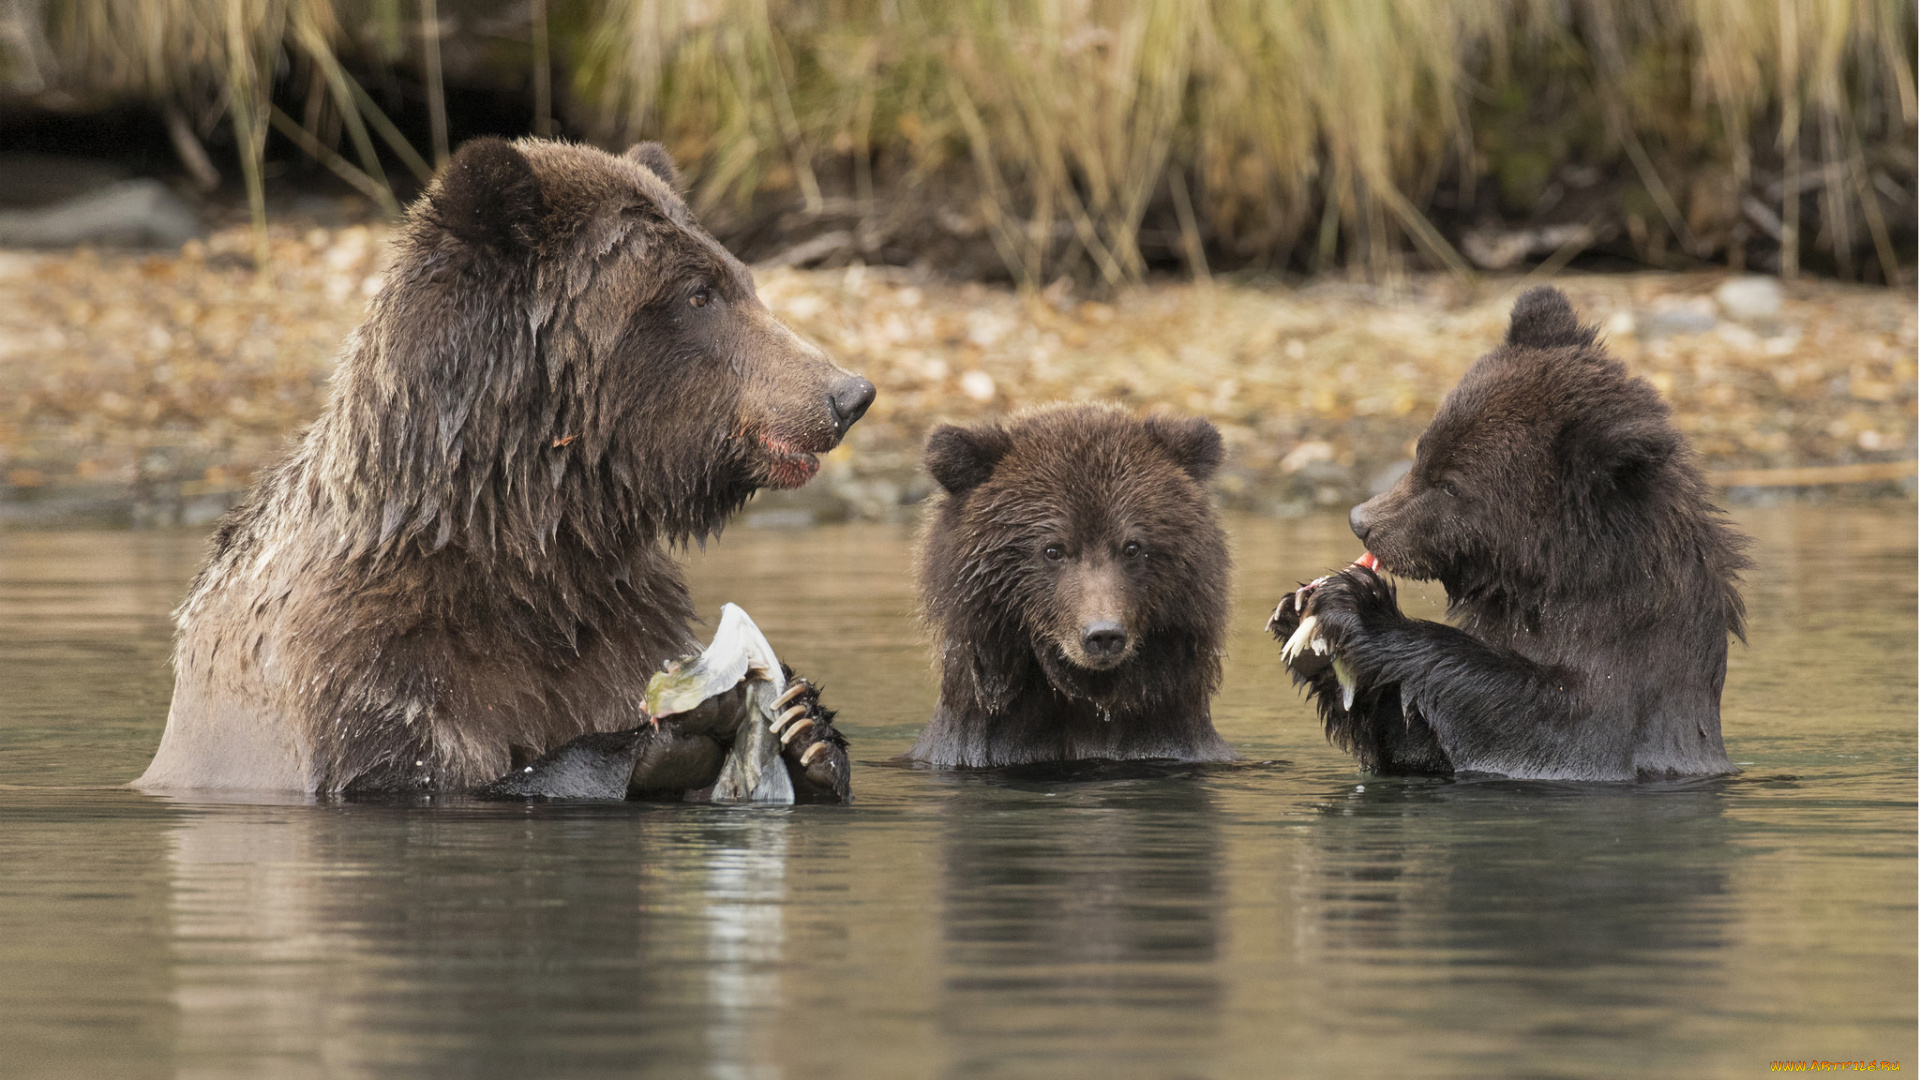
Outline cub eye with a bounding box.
[1122,540,1143,558]
[688,286,713,309]
[1042,544,1065,562]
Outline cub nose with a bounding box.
[1081,620,1128,658]
[828,376,876,435]
[1349,501,1373,544]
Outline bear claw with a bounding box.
[1280,613,1320,664]
[800,742,829,767]
[1266,601,1288,634]
[773,681,809,710]
[779,718,815,745]
[770,703,808,733]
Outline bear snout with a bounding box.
[828,375,876,436]
[1057,561,1136,670]
[1349,499,1376,544]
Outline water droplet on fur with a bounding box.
[1099,706,1113,723]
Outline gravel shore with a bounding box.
[1,220,1912,527]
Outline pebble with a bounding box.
[1715,276,1785,323]
[2,218,1913,523]
[1637,296,1719,339]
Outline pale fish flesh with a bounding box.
[645,603,795,805]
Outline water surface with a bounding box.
[1,506,1913,1078]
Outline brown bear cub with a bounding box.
[1270,286,1749,781]
[909,404,1235,767]
[137,137,870,800]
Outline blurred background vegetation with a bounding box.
[5,0,1913,286]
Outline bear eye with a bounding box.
[688,285,713,309]
[1122,540,1143,558]
[1042,544,1065,562]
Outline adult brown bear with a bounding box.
[908,404,1235,767]
[136,138,869,798]
[1269,287,1749,781]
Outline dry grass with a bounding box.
[583,0,1914,284]
[24,0,1918,284]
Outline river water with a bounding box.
[1,505,1913,1079]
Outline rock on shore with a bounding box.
[1,221,1913,526]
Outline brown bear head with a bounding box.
[1348,286,1698,601]
[919,404,1229,708]
[327,136,873,561]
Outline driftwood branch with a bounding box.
[1709,461,1917,488]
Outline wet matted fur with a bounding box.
[909,403,1235,767]
[137,138,870,795]
[1271,287,1750,781]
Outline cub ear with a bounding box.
[432,137,546,252]
[625,142,681,191]
[1145,414,1223,483]
[1563,416,1679,493]
[925,423,1013,496]
[1506,286,1597,350]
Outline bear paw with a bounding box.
[770,669,851,803]
[1270,585,1334,680]
[1266,587,1306,641]
[1302,566,1403,650]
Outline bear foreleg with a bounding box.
[1307,568,1628,780]
[478,670,852,802]
[1271,582,1447,774]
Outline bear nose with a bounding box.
[828,376,876,435]
[1081,620,1128,658]
[1349,502,1373,543]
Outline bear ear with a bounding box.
[625,142,681,192]
[432,137,546,252]
[1564,416,1678,494]
[1506,286,1597,350]
[925,423,1013,496]
[1145,414,1224,483]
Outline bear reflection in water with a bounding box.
[928,765,1228,1065]
[908,404,1237,767]
[1271,287,1750,782]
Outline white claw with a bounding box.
[800,742,828,767]
[1333,655,1357,711]
[773,682,808,710]
[769,703,807,734]
[779,717,815,745]
[1266,601,1287,634]
[1281,614,1319,664]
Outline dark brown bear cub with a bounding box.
[1270,286,1749,781]
[909,404,1235,767]
[137,137,867,799]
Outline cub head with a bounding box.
[1348,286,1687,599]
[919,404,1228,706]
[341,136,874,557]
